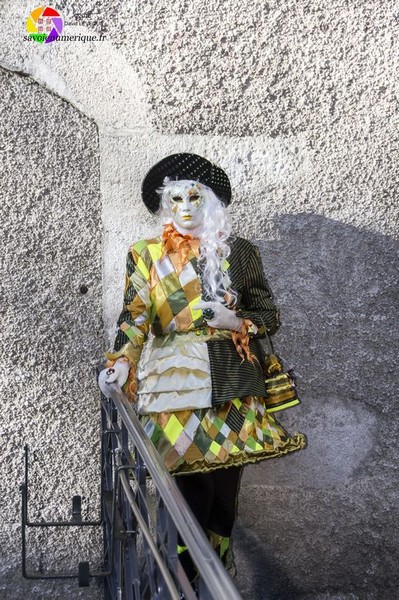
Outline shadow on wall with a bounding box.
[236,212,399,598]
[234,520,302,600]
[270,212,398,409]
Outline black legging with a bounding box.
[175,466,243,537]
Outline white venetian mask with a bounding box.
[167,180,205,231]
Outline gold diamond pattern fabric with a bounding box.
[140,396,306,475]
[109,234,207,359]
[134,237,204,335]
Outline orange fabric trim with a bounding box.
[105,358,137,402]
[161,223,200,271]
[231,319,258,365]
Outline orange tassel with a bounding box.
[231,319,259,365]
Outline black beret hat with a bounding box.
[141,153,232,214]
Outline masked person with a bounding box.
[99,153,306,581]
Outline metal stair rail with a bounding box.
[21,381,244,600]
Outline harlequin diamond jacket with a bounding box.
[107,227,281,408]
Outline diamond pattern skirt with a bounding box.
[140,397,307,475]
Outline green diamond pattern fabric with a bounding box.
[140,396,306,475]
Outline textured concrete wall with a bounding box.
[1,0,398,598]
[0,68,103,598]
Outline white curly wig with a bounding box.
[158,179,235,304]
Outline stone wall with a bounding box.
[0,67,103,599]
[1,1,398,598]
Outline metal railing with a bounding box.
[21,381,243,600]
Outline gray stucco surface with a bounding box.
[1,0,398,598]
[118,0,399,139]
[0,67,103,598]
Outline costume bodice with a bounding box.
[130,234,230,337]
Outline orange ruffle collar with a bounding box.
[161,223,200,268]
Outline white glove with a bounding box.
[98,358,130,398]
[194,300,244,332]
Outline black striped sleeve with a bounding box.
[233,240,280,335]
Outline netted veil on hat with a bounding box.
[141,153,232,214]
